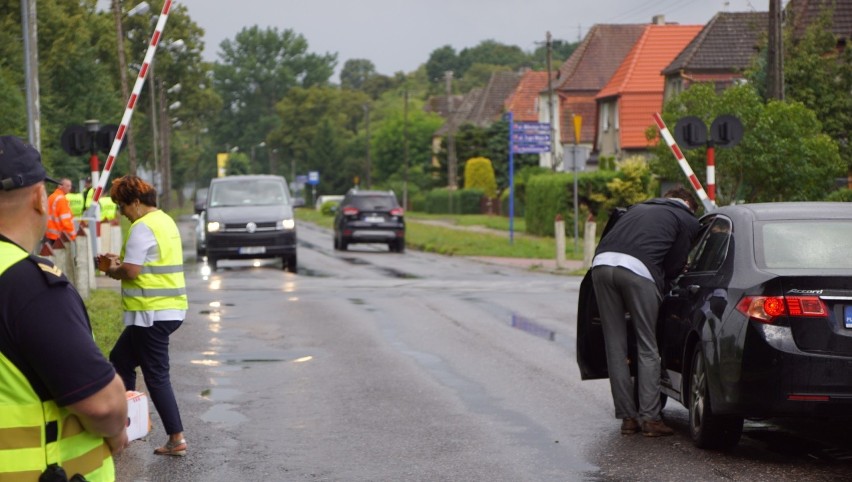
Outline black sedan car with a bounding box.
[333,189,405,253]
[577,202,852,449]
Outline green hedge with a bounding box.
[525,171,619,236]
[825,189,852,202]
[425,188,484,214]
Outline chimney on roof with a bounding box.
[652,15,665,25]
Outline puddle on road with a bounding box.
[510,313,556,341]
[200,387,240,402]
[224,358,285,365]
[341,257,370,265]
[375,267,418,279]
[199,403,248,424]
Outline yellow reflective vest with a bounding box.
[66,193,84,218]
[0,242,115,482]
[99,197,117,221]
[121,210,188,313]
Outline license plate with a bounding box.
[239,246,266,255]
[364,215,384,223]
[846,306,852,329]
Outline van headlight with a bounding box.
[207,221,221,232]
[280,219,296,230]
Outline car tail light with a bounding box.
[342,206,359,216]
[736,295,828,324]
[390,207,404,216]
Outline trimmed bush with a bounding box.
[524,171,619,237]
[464,157,498,198]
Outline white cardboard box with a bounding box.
[126,391,151,442]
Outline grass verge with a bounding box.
[296,207,583,260]
[83,288,124,357]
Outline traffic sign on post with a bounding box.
[307,171,320,186]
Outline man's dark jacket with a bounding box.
[594,198,700,294]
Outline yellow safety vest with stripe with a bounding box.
[0,242,114,482]
[121,210,188,312]
[67,193,83,218]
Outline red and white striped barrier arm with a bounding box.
[652,112,715,212]
[90,0,174,205]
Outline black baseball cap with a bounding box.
[0,135,59,191]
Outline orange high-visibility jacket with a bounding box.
[46,188,77,241]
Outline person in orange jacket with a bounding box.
[45,178,77,242]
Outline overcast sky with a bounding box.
[102,0,773,79]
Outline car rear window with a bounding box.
[758,220,852,269]
[210,179,288,207]
[348,195,398,211]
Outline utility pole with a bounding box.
[403,87,409,210]
[363,104,371,188]
[111,0,139,174]
[445,71,457,190]
[767,0,785,100]
[546,31,558,171]
[158,78,171,210]
[21,0,40,150]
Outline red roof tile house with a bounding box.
[662,12,768,103]
[596,24,702,159]
[545,23,647,170]
[504,70,550,122]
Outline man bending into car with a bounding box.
[590,186,700,437]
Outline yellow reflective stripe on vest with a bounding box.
[0,242,114,482]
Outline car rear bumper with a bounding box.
[342,224,404,243]
[714,323,852,418]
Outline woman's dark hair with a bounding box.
[110,175,158,207]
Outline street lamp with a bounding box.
[251,141,266,169]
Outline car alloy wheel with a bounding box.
[688,346,743,449]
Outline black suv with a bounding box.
[333,190,405,252]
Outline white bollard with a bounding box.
[555,215,566,269]
[583,220,597,269]
[74,231,91,300]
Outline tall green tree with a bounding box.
[212,26,336,173]
[652,83,843,203]
[340,58,376,90]
[269,85,369,194]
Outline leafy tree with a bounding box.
[530,39,579,69]
[652,83,843,203]
[371,107,444,183]
[457,63,511,93]
[425,45,460,84]
[782,6,852,178]
[463,157,497,197]
[457,40,530,74]
[212,26,336,173]
[226,152,251,175]
[269,85,369,194]
[340,58,376,90]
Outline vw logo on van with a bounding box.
[246,222,257,233]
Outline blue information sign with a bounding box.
[512,122,551,153]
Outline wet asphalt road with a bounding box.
[114,217,852,482]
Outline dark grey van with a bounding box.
[203,175,297,272]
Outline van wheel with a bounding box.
[688,347,743,449]
[283,254,297,273]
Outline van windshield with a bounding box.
[209,179,289,207]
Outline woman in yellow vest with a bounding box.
[0,135,127,481]
[97,175,188,457]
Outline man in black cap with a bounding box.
[0,136,128,480]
